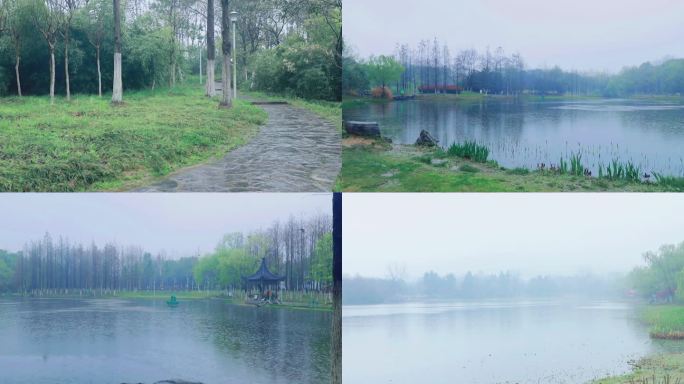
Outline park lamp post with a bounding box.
[230,11,238,99]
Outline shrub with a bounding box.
[371,86,393,99]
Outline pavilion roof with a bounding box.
[243,258,285,282]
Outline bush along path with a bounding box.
[136,94,341,192]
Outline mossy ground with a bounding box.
[0,83,267,191]
[337,139,676,192]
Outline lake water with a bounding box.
[343,299,684,384]
[0,297,331,384]
[344,98,684,176]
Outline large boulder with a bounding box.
[344,121,381,138]
[415,130,439,147]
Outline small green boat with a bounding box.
[166,295,179,307]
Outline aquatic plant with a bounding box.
[653,173,684,191]
[447,141,489,163]
[606,159,625,180]
[507,167,530,175]
[625,161,641,182]
[558,156,568,175]
[570,152,583,176]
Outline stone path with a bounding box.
[135,96,340,192]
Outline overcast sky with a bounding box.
[344,0,684,72]
[344,194,684,280]
[0,193,330,257]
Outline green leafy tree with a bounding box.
[310,233,332,287]
[365,55,404,97]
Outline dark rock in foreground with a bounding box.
[415,129,439,146]
[344,121,381,138]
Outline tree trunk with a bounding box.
[170,55,176,87]
[221,56,231,107]
[49,47,55,105]
[96,46,102,97]
[205,0,215,97]
[112,0,123,103]
[331,192,342,384]
[113,52,122,103]
[219,0,232,107]
[15,55,21,97]
[64,33,70,101]
[206,60,215,96]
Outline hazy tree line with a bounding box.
[343,270,620,305]
[0,214,333,295]
[343,38,684,97]
[628,241,684,303]
[0,0,341,101]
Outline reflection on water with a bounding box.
[343,299,682,384]
[344,98,684,176]
[0,298,330,384]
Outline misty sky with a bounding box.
[344,194,684,280]
[0,193,330,257]
[344,0,684,72]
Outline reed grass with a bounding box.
[447,141,490,162]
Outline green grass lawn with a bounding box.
[337,140,679,192]
[0,83,267,191]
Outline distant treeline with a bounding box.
[343,271,621,305]
[343,38,684,97]
[0,214,332,294]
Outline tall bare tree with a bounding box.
[331,192,341,384]
[111,0,122,103]
[58,0,78,101]
[204,0,215,96]
[84,0,106,97]
[31,0,60,105]
[5,0,24,96]
[219,0,232,108]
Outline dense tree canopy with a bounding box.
[0,0,341,100]
[344,38,684,98]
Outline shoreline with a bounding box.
[0,291,333,312]
[337,138,681,192]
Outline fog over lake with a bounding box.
[344,0,684,72]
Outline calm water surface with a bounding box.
[344,98,684,176]
[0,298,331,384]
[343,299,684,384]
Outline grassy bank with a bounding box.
[337,139,678,192]
[593,305,684,383]
[644,306,684,339]
[593,353,684,383]
[4,289,332,311]
[245,90,341,128]
[0,83,267,191]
